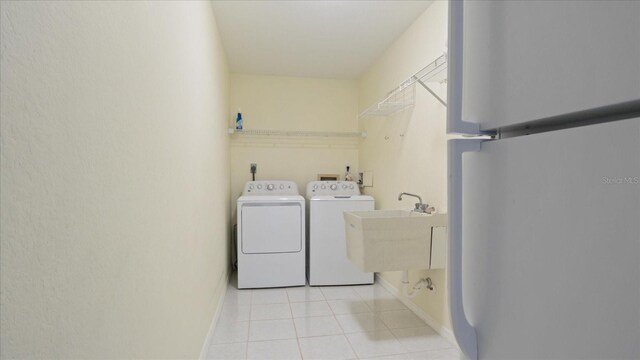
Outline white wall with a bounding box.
[0,2,230,358]
[229,74,359,206]
[358,1,451,330]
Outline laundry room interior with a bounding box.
[2,0,454,357]
[4,0,639,359]
[228,0,449,310]
[226,0,452,357]
[228,0,450,333]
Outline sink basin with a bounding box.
[344,210,447,272]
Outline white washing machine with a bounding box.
[307,181,374,286]
[237,180,306,289]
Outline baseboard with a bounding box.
[375,273,457,345]
[199,269,230,360]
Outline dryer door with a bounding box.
[241,203,302,254]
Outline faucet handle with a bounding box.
[415,203,428,212]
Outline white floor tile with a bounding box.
[327,299,372,315]
[220,276,454,360]
[378,310,426,329]
[293,315,343,338]
[349,283,375,293]
[365,298,408,312]
[287,287,325,302]
[391,327,453,353]
[247,339,301,360]
[290,301,333,318]
[320,286,362,300]
[206,342,247,360]
[353,284,394,299]
[407,348,461,360]
[211,321,249,344]
[219,304,251,322]
[249,319,297,341]
[360,354,411,360]
[345,330,407,359]
[298,335,356,360]
[251,289,289,304]
[251,303,292,320]
[335,313,388,333]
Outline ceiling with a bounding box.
[211,1,434,79]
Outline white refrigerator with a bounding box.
[446,1,640,359]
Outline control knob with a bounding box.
[330,184,338,190]
[267,184,275,191]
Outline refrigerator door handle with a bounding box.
[447,0,492,136]
[448,139,483,360]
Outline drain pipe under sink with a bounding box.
[401,271,436,298]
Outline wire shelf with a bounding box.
[359,53,447,119]
[228,129,367,138]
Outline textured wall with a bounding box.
[228,74,359,205]
[1,1,230,358]
[358,1,452,330]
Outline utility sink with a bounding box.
[344,210,447,272]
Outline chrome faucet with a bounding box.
[398,192,434,214]
[398,192,426,212]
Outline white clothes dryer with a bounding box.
[306,181,374,286]
[237,181,305,289]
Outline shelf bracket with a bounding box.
[416,78,447,107]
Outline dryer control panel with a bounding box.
[306,181,360,197]
[243,181,299,195]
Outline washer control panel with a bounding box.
[243,181,299,195]
[306,181,360,196]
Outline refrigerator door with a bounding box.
[455,118,639,359]
[460,1,640,131]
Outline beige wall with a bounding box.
[358,1,451,330]
[229,74,359,207]
[0,2,230,358]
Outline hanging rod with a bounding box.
[360,52,448,119]
[228,129,367,138]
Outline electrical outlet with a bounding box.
[362,171,373,187]
[250,163,257,174]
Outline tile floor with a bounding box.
[206,275,460,360]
